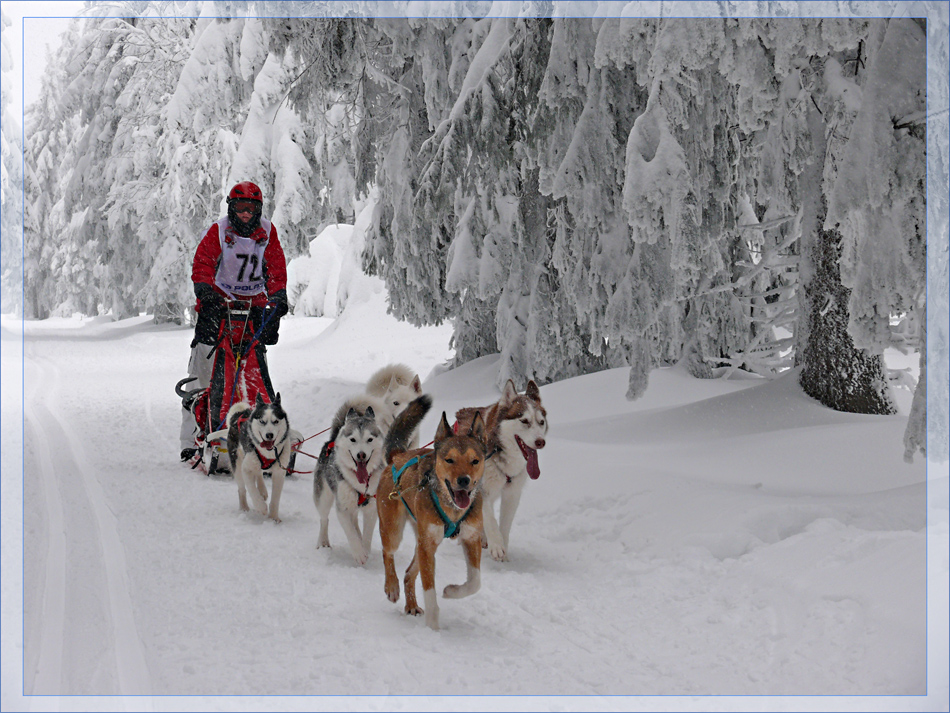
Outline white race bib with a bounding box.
[213,218,272,299]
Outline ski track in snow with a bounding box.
[23,356,66,700]
[23,348,152,697]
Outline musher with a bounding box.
[179,181,289,461]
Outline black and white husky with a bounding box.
[226,393,293,523]
[313,396,387,565]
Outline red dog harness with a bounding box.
[234,412,280,470]
[321,440,373,507]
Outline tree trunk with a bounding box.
[797,104,895,415]
[798,223,896,414]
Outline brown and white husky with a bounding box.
[455,379,548,561]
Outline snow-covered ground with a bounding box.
[1,288,947,712]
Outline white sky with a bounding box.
[5,1,82,115]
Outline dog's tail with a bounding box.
[226,401,251,430]
[385,394,432,462]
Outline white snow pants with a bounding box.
[179,341,215,449]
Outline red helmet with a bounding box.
[226,181,264,236]
[227,181,263,203]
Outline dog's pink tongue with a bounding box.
[517,437,541,479]
[525,449,540,479]
[356,462,370,485]
[453,489,471,509]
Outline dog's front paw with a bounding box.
[488,543,508,562]
[351,547,368,566]
[270,514,282,524]
[317,538,330,549]
[385,580,400,603]
[405,604,423,617]
[444,579,480,599]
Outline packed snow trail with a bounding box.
[23,347,152,696]
[8,309,936,707]
[23,356,66,698]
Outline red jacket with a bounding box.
[192,218,287,309]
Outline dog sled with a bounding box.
[176,298,302,475]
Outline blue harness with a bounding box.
[390,457,472,539]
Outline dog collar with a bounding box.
[428,486,473,539]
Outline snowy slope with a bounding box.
[2,291,948,711]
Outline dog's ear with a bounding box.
[501,379,518,406]
[345,407,359,422]
[411,375,422,394]
[388,374,399,392]
[435,411,452,442]
[364,405,375,420]
[468,411,486,444]
[255,393,266,407]
[525,380,540,404]
[274,392,282,405]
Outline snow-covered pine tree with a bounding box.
[825,19,928,444]
[714,18,899,415]
[429,16,560,388]
[538,18,747,398]
[159,11,250,322]
[503,19,614,389]
[23,18,88,319]
[373,18,462,327]
[229,18,320,260]
[262,15,396,291]
[16,9,935,449]
[521,18,634,388]
[289,16,461,327]
[54,13,160,318]
[620,20,742,393]
[101,14,195,322]
[24,8,202,321]
[795,59,894,419]
[0,8,22,315]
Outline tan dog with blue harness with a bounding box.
[377,395,487,630]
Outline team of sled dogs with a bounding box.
[223,363,548,630]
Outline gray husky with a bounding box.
[313,395,387,565]
[226,393,292,523]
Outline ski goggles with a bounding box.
[231,200,261,215]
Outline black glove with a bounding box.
[193,283,225,346]
[195,283,224,314]
[268,289,289,318]
[257,290,288,346]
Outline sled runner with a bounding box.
[176,298,301,475]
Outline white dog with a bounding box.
[366,364,424,447]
